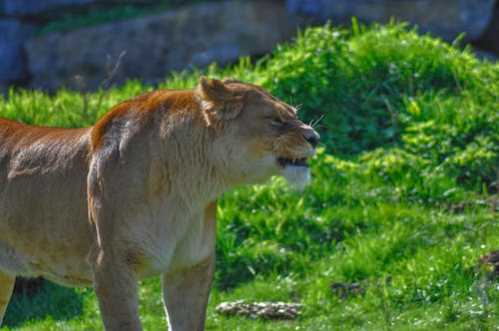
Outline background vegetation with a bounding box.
[1,22,498,330]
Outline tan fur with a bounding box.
[0,77,318,330]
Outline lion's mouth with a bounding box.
[277,157,309,168]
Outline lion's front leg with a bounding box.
[162,254,215,331]
[162,201,217,331]
[93,250,142,331]
[87,145,147,331]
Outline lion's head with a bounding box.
[196,77,319,190]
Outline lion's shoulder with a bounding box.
[90,89,197,151]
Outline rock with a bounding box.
[472,3,499,56]
[26,0,298,91]
[473,48,498,61]
[1,0,93,16]
[287,0,326,17]
[287,0,496,41]
[216,300,303,320]
[0,19,33,86]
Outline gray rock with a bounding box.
[216,300,303,320]
[287,0,326,17]
[474,49,498,62]
[1,0,93,16]
[473,4,499,55]
[26,0,298,91]
[288,0,496,41]
[0,19,33,85]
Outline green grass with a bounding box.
[1,22,498,330]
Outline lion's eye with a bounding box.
[270,118,283,127]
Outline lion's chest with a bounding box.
[131,205,216,278]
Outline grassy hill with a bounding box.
[1,22,498,330]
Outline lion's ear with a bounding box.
[197,76,231,102]
[197,76,243,121]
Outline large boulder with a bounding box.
[0,0,154,16]
[287,0,497,41]
[0,19,33,88]
[473,3,499,55]
[26,0,298,91]
[1,0,93,16]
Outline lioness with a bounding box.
[0,77,319,330]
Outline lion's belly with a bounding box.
[26,254,94,287]
[0,193,95,286]
[0,174,95,286]
[0,209,95,286]
[0,237,94,286]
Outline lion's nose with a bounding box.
[303,130,320,148]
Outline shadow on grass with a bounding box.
[4,280,84,328]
